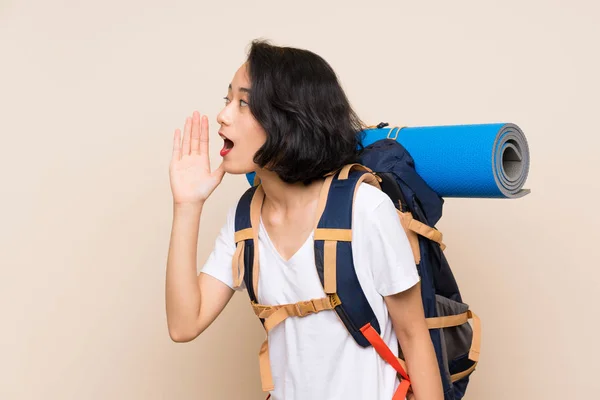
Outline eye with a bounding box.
[223,96,231,105]
[240,99,249,107]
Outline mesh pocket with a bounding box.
[435,295,473,362]
[397,294,477,397]
[433,294,475,390]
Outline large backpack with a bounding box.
[232,135,481,400]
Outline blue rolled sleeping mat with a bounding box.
[245,122,530,199]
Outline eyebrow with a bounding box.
[228,83,251,94]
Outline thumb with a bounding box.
[211,162,226,182]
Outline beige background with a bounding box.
[1,0,598,399]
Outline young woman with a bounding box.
[166,40,443,400]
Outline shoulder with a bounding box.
[351,181,402,238]
[213,198,241,246]
[353,181,394,216]
[226,198,240,223]
[351,182,420,296]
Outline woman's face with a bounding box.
[216,62,267,175]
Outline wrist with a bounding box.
[173,201,204,212]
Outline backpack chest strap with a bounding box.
[252,293,342,332]
[252,293,342,392]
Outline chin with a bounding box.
[222,160,256,176]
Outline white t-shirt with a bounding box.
[201,183,420,400]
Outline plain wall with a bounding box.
[1,0,598,399]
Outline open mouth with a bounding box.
[219,133,234,157]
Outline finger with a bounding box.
[190,111,200,155]
[199,114,209,159]
[172,128,182,162]
[182,116,192,156]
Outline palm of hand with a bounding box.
[169,111,225,205]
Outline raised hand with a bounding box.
[169,111,225,206]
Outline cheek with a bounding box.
[225,119,266,174]
[243,120,267,151]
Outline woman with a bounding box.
[166,39,443,400]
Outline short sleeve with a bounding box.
[354,185,420,297]
[200,202,246,291]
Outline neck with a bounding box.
[255,169,324,212]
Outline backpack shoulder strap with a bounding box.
[233,185,261,303]
[314,166,382,347]
[320,166,413,398]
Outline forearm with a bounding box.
[401,327,443,400]
[165,201,204,340]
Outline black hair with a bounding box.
[246,39,366,185]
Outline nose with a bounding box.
[216,105,231,126]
